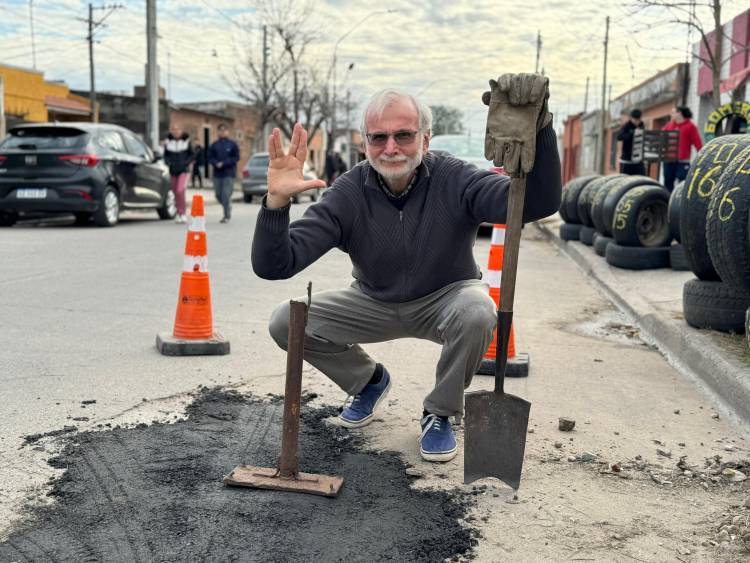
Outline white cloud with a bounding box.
[1,0,748,136]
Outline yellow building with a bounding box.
[0,63,92,127]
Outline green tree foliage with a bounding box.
[430,105,464,135]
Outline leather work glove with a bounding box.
[482,73,552,176]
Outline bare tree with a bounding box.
[227,0,334,147]
[632,0,749,110]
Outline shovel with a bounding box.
[464,173,531,489]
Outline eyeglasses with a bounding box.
[365,130,419,147]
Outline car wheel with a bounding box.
[94,186,120,227]
[73,212,92,225]
[611,185,671,247]
[157,189,177,219]
[243,194,253,203]
[0,211,18,227]
[683,278,750,332]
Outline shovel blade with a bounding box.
[464,390,530,489]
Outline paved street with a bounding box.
[2,201,750,561]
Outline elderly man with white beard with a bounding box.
[252,80,561,462]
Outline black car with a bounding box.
[0,123,174,227]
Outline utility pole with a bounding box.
[84,3,124,123]
[29,1,37,69]
[88,4,95,120]
[261,24,269,148]
[583,76,590,113]
[167,50,172,101]
[599,16,610,174]
[146,0,159,149]
[535,30,542,74]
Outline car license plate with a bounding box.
[16,188,47,199]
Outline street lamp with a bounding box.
[330,9,397,152]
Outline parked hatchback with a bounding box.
[0,123,174,227]
[241,151,321,203]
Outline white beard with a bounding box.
[367,145,423,181]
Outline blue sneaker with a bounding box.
[419,413,457,462]
[339,367,392,428]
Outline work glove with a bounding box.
[482,73,552,175]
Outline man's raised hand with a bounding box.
[266,123,327,209]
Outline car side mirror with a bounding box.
[152,148,164,162]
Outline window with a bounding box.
[97,130,127,153]
[1,127,88,149]
[122,132,153,160]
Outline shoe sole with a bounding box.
[419,446,458,463]
[338,378,392,429]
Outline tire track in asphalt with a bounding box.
[198,399,280,563]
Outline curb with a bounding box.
[534,219,750,432]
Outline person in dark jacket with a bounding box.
[662,106,703,192]
[208,124,240,223]
[163,125,194,223]
[252,80,561,462]
[191,143,205,189]
[617,108,645,175]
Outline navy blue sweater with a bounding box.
[252,125,561,302]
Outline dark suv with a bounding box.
[0,123,174,227]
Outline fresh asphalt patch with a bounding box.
[1,388,477,562]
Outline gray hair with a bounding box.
[360,89,433,138]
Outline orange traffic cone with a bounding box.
[477,224,529,377]
[156,195,230,356]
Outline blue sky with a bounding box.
[1,0,748,137]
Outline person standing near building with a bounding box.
[617,109,645,175]
[208,124,240,223]
[662,106,703,192]
[163,125,194,224]
[191,142,205,189]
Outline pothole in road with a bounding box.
[0,388,477,562]
[565,308,647,347]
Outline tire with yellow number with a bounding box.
[706,144,750,294]
[680,135,750,281]
[576,176,611,227]
[561,175,599,223]
[598,175,660,237]
[611,185,671,247]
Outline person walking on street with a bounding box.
[617,109,646,175]
[208,124,240,223]
[191,142,205,189]
[252,76,561,463]
[662,106,703,192]
[163,125,194,224]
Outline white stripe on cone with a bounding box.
[189,216,206,232]
[486,269,502,288]
[183,255,208,273]
[491,227,506,245]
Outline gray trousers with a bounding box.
[268,279,497,417]
[213,176,234,219]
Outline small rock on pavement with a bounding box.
[656,448,672,458]
[558,417,576,432]
[712,413,720,420]
[724,444,735,452]
[673,409,680,415]
[578,452,596,462]
[722,468,747,482]
[405,468,423,478]
[554,442,563,449]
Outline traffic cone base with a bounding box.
[156,331,230,356]
[477,353,530,378]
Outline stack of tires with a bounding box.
[681,135,750,333]
[559,175,600,241]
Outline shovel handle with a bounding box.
[495,176,527,394]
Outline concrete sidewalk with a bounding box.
[535,215,750,431]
